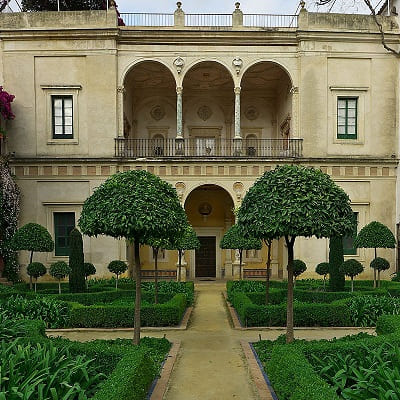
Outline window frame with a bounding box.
[52,95,74,139]
[343,211,359,256]
[337,97,358,140]
[54,211,76,256]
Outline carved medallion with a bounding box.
[198,202,212,216]
[173,57,185,74]
[245,106,259,121]
[197,105,212,121]
[150,105,165,121]
[232,56,243,75]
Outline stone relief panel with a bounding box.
[244,105,259,121]
[197,105,213,121]
[150,105,166,121]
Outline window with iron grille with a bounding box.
[54,212,75,256]
[52,96,73,139]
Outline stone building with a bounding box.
[0,2,398,281]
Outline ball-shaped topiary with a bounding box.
[27,262,47,292]
[292,259,307,284]
[370,257,390,288]
[316,262,330,290]
[49,261,71,294]
[84,262,96,278]
[107,260,128,289]
[340,259,364,292]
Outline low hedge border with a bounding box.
[256,315,400,400]
[68,293,187,328]
[11,318,171,400]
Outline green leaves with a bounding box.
[27,262,47,279]
[10,223,54,253]
[316,262,329,276]
[340,259,364,279]
[371,257,391,272]
[237,165,355,240]
[107,260,128,276]
[354,221,396,250]
[293,259,307,278]
[220,224,262,250]
[49,261,71,280]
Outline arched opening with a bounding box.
[182,62,234,157]
[122,61,176,157]
[241,62,293,156]
[184,184,234,279]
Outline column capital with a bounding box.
[234,86,241,95]
[176,86,183,95]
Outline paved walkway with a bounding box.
[50,283,375,399]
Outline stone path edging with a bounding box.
[46,307,193,334]
[149,341,181,400]
[240,340,276,400]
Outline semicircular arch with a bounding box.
[182,59,236,86]
[183,182,236,207]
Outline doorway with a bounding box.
[195,236,216,277]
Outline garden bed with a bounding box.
[253,315,400,400]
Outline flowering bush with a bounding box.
[0,86,14,121]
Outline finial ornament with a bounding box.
[174,57,185,74]
[300,1,306,9]
[177,2,182,9]
[235,2,240,9]
[232,56,243,75]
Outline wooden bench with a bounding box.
[243,268,267,278]
[140,270,177,279]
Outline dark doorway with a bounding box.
[195,236,216,277]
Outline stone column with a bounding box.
[174,2,185,27]
[117,85,125,137]
[233,86,242,156]
[175,86,184,155]
[290,86,299,138]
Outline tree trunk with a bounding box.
[154,248,159,304]
[178,250,182,283]
[286,235,296,344]
[239,250,243,281]
[58,279,61,295]
[373,247,377,288]
[116,274,119,290]
[351,277,354,292]
[323,275,326,291]
[378,269,381,288]
[133,239,141,345]
[265,240,272,305]
[29,250,33,290]
[34,278,37,293]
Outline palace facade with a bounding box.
[1,2,399,281]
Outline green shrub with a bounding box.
[340,259,364,292]
[348,295,400,326]
[329,236,345,291]
[84,262,96,278]
[0,312,45,341]
[69,293,187,328]
[0,295,70,328]
[49,261,71,294]
[108,260,128,289]
[69,228,86,293]
[293,259,307,282]
[27,261,47,292]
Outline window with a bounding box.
[343,212,358,255]
[52,96,73,139]
[54,212,75,256]
[337,97,358,139]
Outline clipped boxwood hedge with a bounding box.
[232,292,352,327]
[69,293,187,328]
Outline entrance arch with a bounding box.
[184,184,235,279]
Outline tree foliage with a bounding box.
[107,260,128,289]
[316,262,329,277]
[49,261,70,279]
[68,228,85,293]
[354,221,396,250]
[220,224,262,251]
[370,256,390,272]
[78,170,187,344]
[10,223,54,253]
[340,259,364,278]
[293,259,307,279]
[237,164,355,342]
[0,157,20,282]
[329,236,345,292]
[27,261,46,292]
[84,262,96,278]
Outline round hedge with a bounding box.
[316,262,329,276]
[11,223,54,252]
[107,260,128,276]
[84,262,96,278]
[370,257,390,272]
[340,259,364,278]
[293,259,307,278]
[27,262,47,278]
[49,261,71,280]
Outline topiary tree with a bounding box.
[27,262,46,292]
[84,262,96,289]
[78,170,187,345]
[340,259,364,292]
[10,223,54,290]
[292,259,307,286]
[354,221,396,288]
[329,236,345,292]
[107,260,128,290]
[237,165,355,343]
[370,257,390,288]
[316,262,329,291]
[168,225,200,283]
[68,228,85,293]
[49,261,71,294]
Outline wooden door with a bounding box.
[195,236,216,277]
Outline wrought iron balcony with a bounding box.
[114,138,303,159]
